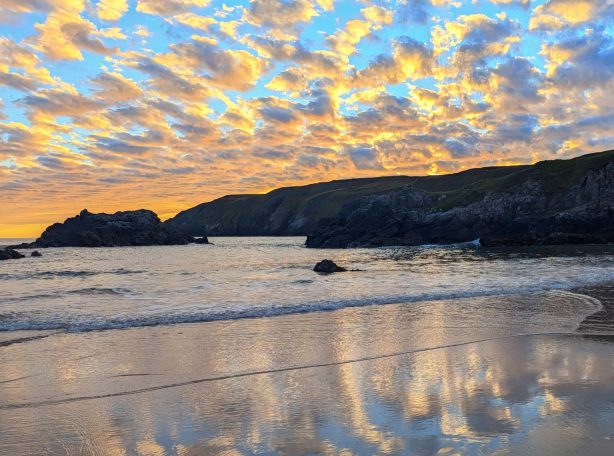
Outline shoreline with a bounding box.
[0,280,612,335]
[1,278,613,454]
[575,281,614,332]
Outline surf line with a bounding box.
[0,331,65,348]
[0,331,604,411]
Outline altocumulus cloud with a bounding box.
[0,0,613,236]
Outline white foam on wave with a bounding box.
[0,287,604,333]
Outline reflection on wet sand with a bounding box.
[2,335,614,455]
[1,298,613,455]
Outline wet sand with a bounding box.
[1,285,614,455]
[576,282,614,332]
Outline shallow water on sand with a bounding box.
[1,321,614,455]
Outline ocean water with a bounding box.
[1,237,613,334]
[2,237,614,455]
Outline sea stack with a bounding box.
[31,209,196,247]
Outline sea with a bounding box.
[1,237,613,334]
[2,237,614,455]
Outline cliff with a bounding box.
[165,176,416,236]
[166,149,614,248]
[307,150,614,248]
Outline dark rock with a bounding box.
[313,259,347,273]
[539,232,598,245]
[32,209,195,248]
[306,151,614,248]
[192,236,210,244]
[480,234,539,247]
[480,231,614,248]
[31,251,42,257]
[0,249,25,261]
[6,242,32,249]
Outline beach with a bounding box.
[1,239,614,454]
[3,0,614,451]
[1,302,614,455]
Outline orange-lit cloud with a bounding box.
[0,0,613,236]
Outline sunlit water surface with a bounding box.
[1,238,614,455]
[1,237,614,332]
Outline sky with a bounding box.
[0,0,613,237]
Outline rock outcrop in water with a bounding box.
[192,236,210,244]
[306,150,614,248]
[30,209,198,248]
[313,259,347,273]
[0,249,25,260]
[166,150,614,248]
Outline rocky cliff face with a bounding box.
[164,177,416,236]
[34,209,196,247]
[306,154,614,248]
[164,149,614,248]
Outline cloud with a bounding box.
[0,38,54,87]
[0,72,39,91]
[327,6,393,59]
[35,13,117,60]
[296,153,336,170]
[538,0,594,25]
[172,12,216,30]
[246,0,319,29]
[444,138,472,157]
[20,89,101,119]
[432,13,518,60]
[136,0,210,16]
[490,56,543,108]
[530,1,614,30]
[259,105,298,123]
[95,27,127,40]
[93,136,156,155]
[170,40,267,91]
[545,31,614,87]
[134,25,151,37]
[355,37,433,86]
[489,0,530,6]
[347,145,384,170]
[35,155,71,169]
[0,0,85,14]
[91,72,142,103]
[130,56,213,100]
[97,0,129,21]
[265,67,308,94]
[2,0,614,236]
[298,87,335,118]
[397,0,465,24]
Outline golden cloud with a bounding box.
[97,0,129,21]
[35,13,118,61]
[136,0,211,16]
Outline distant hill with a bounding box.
[166,149,614,248]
